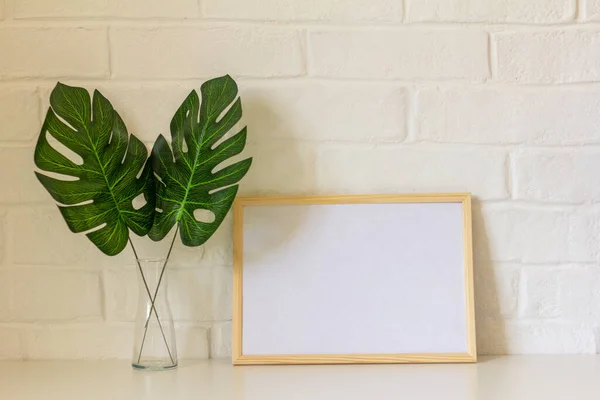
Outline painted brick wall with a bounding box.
[0,0,599,359]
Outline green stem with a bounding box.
[130,239,174,365]
[135,227,179,364]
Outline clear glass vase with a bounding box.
[132,258,178,370]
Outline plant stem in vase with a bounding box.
[132,256,177,370]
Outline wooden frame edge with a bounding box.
[232,193,477,365]
[236,193,471,206]
[232,199,244,364]
[462,194,478,362]
[234,353,476,366]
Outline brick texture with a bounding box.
[0,271,10,319]
[0,211,6,266]
[14,0,199,18]
[23,324,134,359]
[176,325,210,359]
[513,150,600,203]
[521,268,562,318]
[103,267,137,322]
[496,30,600,83]
[242,82,408,142]
[416,88,600,145]
[0,86,41,143]
[240,141,319,195]
[0,328,22,359]
[478,320,597,354]
[316,144,508,200]
[9,269,102,321]
[0,147,48,204]
[521,266,600,319]
[0,27,109,78]
[585,0,600,20]
[8,207,113,267]
[475,263,520,318]
[475,205,593,263]
[309,30,489,80]
[203,0,402,22]
[407,0,575,23]
[210,321,232,358]
[111,27,303,79]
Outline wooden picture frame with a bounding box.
[232,193,476,365]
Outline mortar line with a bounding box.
[506,151,514,200]
[106,26,114,79]
[576,0,584,22]
[11,75,600,88]
[300,28,309,76]
[2,18,600,30]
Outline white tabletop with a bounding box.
[1,356,600,399]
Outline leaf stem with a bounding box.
[135,227,179,364]
[130,238,175,365]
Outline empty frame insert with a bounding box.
[233,194,476,365]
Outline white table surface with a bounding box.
[1,356,599,399]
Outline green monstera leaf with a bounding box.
[150,75,252,246]
[34,83,155,256]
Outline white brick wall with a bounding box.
[416,87,600,145]
[513,150,600,203]
[477,319,597,354]
[309,29,489,80]
[475,204,595,263]
[316,144,508,199]
[495,30,600,83]
[0,86,40,142]
[111,27,304,79]
[1,0,600,360]
[202,0,403,22]
[241,82,409,142]
[474,262,520,318]
[0,211,5,266]
[407,0,575,23]
[0,27,109,78]
[586,0,600,20]
[14,0,200,19]
[521,266,600,319]
[9,269,102,321]
[0,327,22,359]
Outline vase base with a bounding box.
[132,361,178,371]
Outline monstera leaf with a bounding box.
[149,75,252,246]
[34,83,155,256]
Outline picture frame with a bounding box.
[232,194,476,365]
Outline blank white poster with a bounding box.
[241,202,468,356]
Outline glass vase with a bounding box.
[132,258,178,370]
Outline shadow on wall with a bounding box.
[221,93,506,357]
[472,198,507,356]
[233,94,505,356]
[235,93,316,266]
[238,94,317,197]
